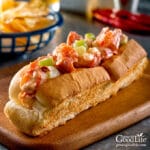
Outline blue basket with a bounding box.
[0,12,63,56]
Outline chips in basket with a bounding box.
[0,0,56,50]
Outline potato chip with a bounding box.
[9,18,29,32]
[24,17,55,30]
[1,0,15,11]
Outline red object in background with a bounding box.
[92,8,150,34]
[116,9,150,26]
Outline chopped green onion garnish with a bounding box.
[85,33,95,40]
[120,34,128,45]
[75,46,87,56]
[73,39,87,56]
[39,57,55,67]
[73,39,87,48]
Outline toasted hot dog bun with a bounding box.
[103,39,147,80]
[4,40,148,136]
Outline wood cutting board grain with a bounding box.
[0,62,150,150]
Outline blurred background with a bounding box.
[61,0,150,15]
[60,0,150,35]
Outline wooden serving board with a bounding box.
[0,62,150,150]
